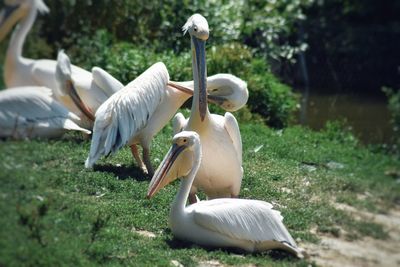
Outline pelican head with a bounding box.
[56,50,95,121]
[0,0,49,41]
[147,131,201,198]
[207,74,249,112]
[183,14,209,121]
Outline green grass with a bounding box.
[0,120,399,266]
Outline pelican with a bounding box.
[54,50,124,128]
[0,0,123,128]
[147,131,303,258]
[0,87,91,139]
[85,61,248,175]
[178,14,243,202]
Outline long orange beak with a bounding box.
[66,80,95,121]
[147,144,186,198]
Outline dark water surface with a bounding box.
[297,92,393,144]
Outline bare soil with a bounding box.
[303,204,400,267]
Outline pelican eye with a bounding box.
[183,138,187,143]
[193,27,198,32]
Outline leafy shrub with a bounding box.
[382,87,400,154]
[207,43,298,127]
[323,120,358,147]
[41,0,313,63]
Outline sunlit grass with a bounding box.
[0,121,399,266]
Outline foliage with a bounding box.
[207,43,298,127]
[40,0,313,63]
[382,87,400,154]
[1,123,399,266]
[322,120,358,146]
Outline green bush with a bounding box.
[41,0,313,63]
[382,87,400,154]
[207,43,298,128]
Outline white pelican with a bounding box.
[55,50,124,128]
[0,0,123,128]
[147,131,303,258]
[0,87,90,139]
[85,61,248,175]
[179,14,243,202]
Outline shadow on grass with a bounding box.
[60,132,92,144]
[165,235,298,261]
[93,164,149,181]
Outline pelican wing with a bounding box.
[223,112,242,164]
[85,62,169,167]
[91,67,124,96]
[192,198,296,246]
[0,87,90,137]
[172,113,187,135]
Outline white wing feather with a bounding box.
[91,67,124,96]
[85,62,169,167]
[224,112,242,164]
[0,87,90,137]
[192,198,296,246]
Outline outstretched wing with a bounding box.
[192,198,296,246]
[85,62,169,167]
[91,67,124,96]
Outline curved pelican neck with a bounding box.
[5,4,37,70]
[171,143,202,215]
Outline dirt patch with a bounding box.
[303,204,400,267]
[131,228,157,238]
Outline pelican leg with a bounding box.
[142,145,154,177]
[130,144,148,174]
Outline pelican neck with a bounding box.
[171,142,202,215]
[7,5,37,63]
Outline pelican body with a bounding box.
[179,14,243,200]
[0,0,123,128]
[147,131,303,258]
[85,61,247,175]
[0,87,90,139]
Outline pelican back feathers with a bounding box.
[85,62,169,168]
[0,87,90,138]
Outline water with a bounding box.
[297,91,393,144]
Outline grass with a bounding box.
[0,119,399,266]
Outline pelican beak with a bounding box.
[147,144,186,198]
[65,80,95,121]
[192,36,207,122]
[167,81,194,95]
[207,95,226,106]
[0,3,22,42]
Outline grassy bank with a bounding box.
[0,120,399,266]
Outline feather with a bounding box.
[193,198,296,246]
[86,62,169,167]
[0,87,90,138]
